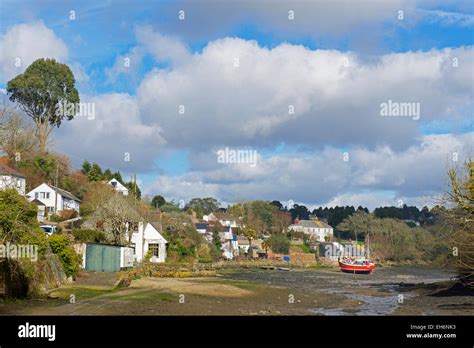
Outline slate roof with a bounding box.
[0,162,25,178]
[49,184,81,202]
[211,211,238,221]
[297,219,333,229]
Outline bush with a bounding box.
[267,234,291,254]
[49,214,65,222]
[72,229,106,243]
[196,244,213,263]
[294,244,312,254]
[48,234,78,277]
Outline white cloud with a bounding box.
[146,133,473,209]
[0,22,69,82]
[54,93,166,172]
[419,9,474,27]
[135,30,473,151]
[104,46,145,85]
[135,25,191,65]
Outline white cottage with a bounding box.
[27,183,81,215]
[131,221,167,263]
[0,162,26,195]
[288,219,334,242]
[108,178,129,196]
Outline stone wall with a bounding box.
[1,251,67,299]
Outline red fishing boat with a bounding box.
[338,258,376,274]
[338,234,376,274]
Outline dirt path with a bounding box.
[0,272,356,315]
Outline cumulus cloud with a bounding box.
[135,30,473,152]
[135,25,191,64]
[0,21,69,82]
[146,133,473,210]
[53,93,166,172]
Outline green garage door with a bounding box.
[85,244,121,272]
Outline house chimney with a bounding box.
[192,210,197,218]
[295,217,300,224]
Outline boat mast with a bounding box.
[367,233,370,259]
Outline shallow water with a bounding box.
[225,266,457,315]
[308,287,414,315]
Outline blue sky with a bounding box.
[0,0,473,209]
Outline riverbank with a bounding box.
[0,266,472,315]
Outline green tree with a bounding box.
[266,234,290,254]
[185,197,219,217]
[445,160,474,286]
[125,180,141,199]
[81,161,91,175]
[0,189,39,243]
[151,195,166,208]
[242,227,257,249]
[337,211,375,242]
[88,163,103,181]
[212,229,222,250]
[270,200,283,210]
[6,58,80,152]
[103,169,113,180]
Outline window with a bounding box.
[35,192,39,199]
[148,243,160,257]
[130,243,136,253]
[46,192,50,199]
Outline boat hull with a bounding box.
[338,261,376,274]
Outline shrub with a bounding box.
[267,234,291,254]
[48,234,78,277]
[72,229,106,243]
[49,214,64,222]
[196,244,213,263]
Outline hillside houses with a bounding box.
[27,183,81,218]
[194,213,239,260]
[288,218,334,242]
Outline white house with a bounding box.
[27,183,81,216]
[108,178,129,196]
[131,221,167,263]
[219,226,239,260]
[288,219,334,242]
[0,162,26,195]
